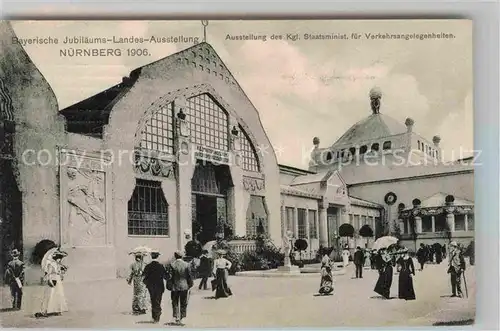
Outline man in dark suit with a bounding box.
[198,250,212,290]
[166,251,193,325]
[353,246,365,279]
[143,250,167,323]
[4,249,24,310]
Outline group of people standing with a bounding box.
[126,248,233,325]
[373,247,416,300]
[3,247,69,318]
[416,243,446,270]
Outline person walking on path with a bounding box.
[143,250,167,323]
[396,248,416,300]
[353,246,365,279]
[4,248,24,310]
[213,250,233,299]
[374,248,393,299]
[127,253,147,315]
[318,255,334,295]
[416,244,427,271]
[197,250,212,290]
[36,249,69,318]
[166,251,194,325]
[341,245,350,268]
[447,241,465,298]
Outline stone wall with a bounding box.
[1,22,66,284]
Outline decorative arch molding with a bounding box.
[133,83,264,169]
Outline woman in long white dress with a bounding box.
[36,249,69,318]
[342,246,350,268]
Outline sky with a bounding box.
[11,20,473,168]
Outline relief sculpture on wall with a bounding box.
[134,153,175,179]
[242,176,265,195]
[67,167,106,246]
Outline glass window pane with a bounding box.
[127,179,169,236]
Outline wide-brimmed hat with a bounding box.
[450,241,458,247]
[215,249,227,255]
[11,249,20,258]
[52,250,68,259]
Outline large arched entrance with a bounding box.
[191,160,233,244]
[0,134,23,283]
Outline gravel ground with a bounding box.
[0,258,475,328]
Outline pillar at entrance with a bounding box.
[228,166,246,237]
[415,216,423,234]
[318,200,329,247]
[174,98,195,250]
[446,213,455,232]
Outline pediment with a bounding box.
[324,170,349,205]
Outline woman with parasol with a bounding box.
[372,236,398,299]
[35,248,69,318]
[127,246,150,315]
[212,249,232,299]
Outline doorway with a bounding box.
[192,194,218,244]
[0,159,23,283]
[191,160,232,245]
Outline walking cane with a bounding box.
[462,271,469,298]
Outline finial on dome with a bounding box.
[201,20,209,43]
[405,117,414,132]
[369,87,382,114]
[433,135,441,146]
[313,137,320,148]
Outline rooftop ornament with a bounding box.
[369,87,382,114]
[177,109,186,120]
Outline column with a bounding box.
[318,201,328,247]
[399,219,405,234]
[406,219,410,234]
[280,203,286,238]
[228,116,246,237]
[464,214,468,231]
[446,213,455,232]
[293,208,299,238]
[174,97,195,250]
[431,216,436,232]
[305,209,310,240]
[415,216,423,234]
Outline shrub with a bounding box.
[237,235,284,271]
[240,251,269,271]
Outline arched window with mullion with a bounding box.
[186,93,229,151]
[139,103,175,154]
[239,126,260,172]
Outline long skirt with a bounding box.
[398,271,416,300]
[342,255,349,267]
[132,278,148,312]
[41,277,68,314]
[319,275,334,295]
[374,265,393,299]
[214,268,232,299]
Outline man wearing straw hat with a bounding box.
[4,248,24,310]
[447,241,465,298]
[166,251,193,325]
[143,250,168,323]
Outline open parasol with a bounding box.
[372,236,399,250]
[202,241,217,258]
[41,247,58,272]
[129,246,152,256]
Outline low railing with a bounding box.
[227,240,257,254]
